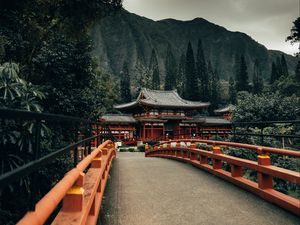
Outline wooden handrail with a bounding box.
[17,140,116,225]
[157,139,300,157]
[145,140,300,216]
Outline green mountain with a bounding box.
[91,10,297,81]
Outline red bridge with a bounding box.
[16,139,300,225]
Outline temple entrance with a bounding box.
[164,121,179,140]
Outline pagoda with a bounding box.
[100,88,231,144]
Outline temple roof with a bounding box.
[185,116,231,126]
[101,114,230,126]
[114,88,210,110]
[100,114,137,124]
[214,105,235,114]
[204,117,232,126]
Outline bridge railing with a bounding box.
[18,140,115,225]
[145,139,300,216]
[0,108,116,225]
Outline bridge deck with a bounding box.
[98,152,299,225]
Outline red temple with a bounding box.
[100,88,231,144]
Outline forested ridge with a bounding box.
[92,9,297,81]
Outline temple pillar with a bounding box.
[151,123,154,139]
[143,123,146,141]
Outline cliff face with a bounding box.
[91,10,297,81]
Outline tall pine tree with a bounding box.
[252,59,264,94]
[229,76,237,104]
[196,39,208,100]
[184,41,199,100]
[135,53,152,90]
[176,53,185,96]
[120,61,131,102]
[280,54,289,76]
[270,62,278,84]
[295,60,300,82]
[164,44,177,90]
[276,56,283,78]
[209,61,220,111]
[149,48,160,89]
[235,55,249,92]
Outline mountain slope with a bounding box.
[91,10,297,81]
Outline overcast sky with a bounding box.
[123,0,299,55]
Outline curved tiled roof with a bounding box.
[185,116,231,125]
[214,105,235,114]
[100,114,137,123]
[114,88,210,110]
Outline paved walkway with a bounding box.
[98,152,299,225]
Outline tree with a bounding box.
[184,42,199,100]
[270,62,278,84]
[164,44,177,90]
[286,17,300,55]
[296,61,300,82]
[232,92,300,122]
[82,65,119,118]
[205,60,213,101]
[280,54,289,76]
[196,39,208,100]
[120,61,131,103]
[252,59,263,94]
[0,0,122,119]
[176,53,185,96]
[32,33,95,117]
[276,56,283,78]
[135,53,152,91]
[149,48,160,90]
[235,55,249,92]
[0,62,44,111]
[229,76,237,104]
[209,61,220,111]
[0,0,122,78]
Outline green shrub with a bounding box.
[119,148,128,152]
[128,148,135,152]
[209,135,224,141]
[196,143,212,151]
[137,144,145,152]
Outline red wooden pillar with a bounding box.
[139,124,142,140]
[190,151,196,160]
[200,155,207,164]
[143,123,146,141]
[257,154,272,189]
[231,165,243,177]
[151,123,153,140]
[62,173,85,212]
[212,145,222,169]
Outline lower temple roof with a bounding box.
[100,114,230,126]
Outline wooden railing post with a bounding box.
[257,148,273,189]
[212,145,222,169]
[91,150,102,168]
[176,142,181,157]
[62,172,85,212]
[190,151,196,160]
[102,147,108,155]
[231,165,243,177]
[200,155,208,164]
